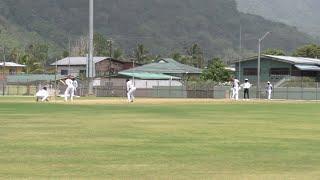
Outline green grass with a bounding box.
[1,97,320,179]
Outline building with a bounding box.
[95,59,134,77]
[0,62,25,75]
[51,57,134,77]
[234,55,320,83]
[120,58,202,79]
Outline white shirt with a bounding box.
[266,84,273,91]
[36,89,49,97]
[73,80,78,89]
[243,82,252,89]
[126,80,134,91]
[233,79,239,88]
[65,79,74,88]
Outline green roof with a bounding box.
[118,72,180,80]
[121,58,202,75]
[6,74,64,83]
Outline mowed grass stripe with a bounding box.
[0,100,320,179]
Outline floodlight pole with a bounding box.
[88,0,94,94]
[257,31,271,99]
[238,25,242,80]
[2,47,5,96]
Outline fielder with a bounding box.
[266,81,273,100]
[63,76,75,102]
[35,87,49,102]
[72,77,78,96]
[232,78,240,100]
[126,79,137,102]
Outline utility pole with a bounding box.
[88,0,94,94]
[2,47,6,96]
[108,39,113,58]
[238,25,242,80]
[257,31,271,99]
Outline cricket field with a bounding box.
[0,97,320,179]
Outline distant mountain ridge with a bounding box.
[236,0,320,37]
[0,0,316,59]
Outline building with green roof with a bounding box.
[118,72,180,80]
[120,58,202,78]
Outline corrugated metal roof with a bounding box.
[0,62,26,67]
[119,72,181,80]
[265,55,320,65]
[295,64,320,71]
[51,57,109,66]
[121,58,202,74]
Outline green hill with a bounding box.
[236,0,320,38]
[0,0,316,59]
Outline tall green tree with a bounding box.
[293,44,320,58]
[201,58,231,82]
[134,44,149,64]
[94,33,109,56]
[18,43,49,73]
[263,48,286,56]
[186,43,205,68]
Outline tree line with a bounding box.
[2,32,320,82]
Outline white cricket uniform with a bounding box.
[36,89,49,102]
[266,84,273,100]
[73,80,78,96]
[126,80,137,102]
[64,78,75,101]
[232,79,240,100]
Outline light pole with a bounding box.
[2,47,6,96]
[88,0,94,94]
[257,31,271,99]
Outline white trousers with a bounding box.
[232,87,239,100]
[127,87,137,102]
[65,87,75,101]
[267,90,272,100]
[36,95,49,102]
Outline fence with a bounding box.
[1,79,320,100]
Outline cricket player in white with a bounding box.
[266,81,273,100]
[35,87,49,102]
[232,78,240,100]
[64,76,75,101]
[72,78,78,97]
[126,79,137,102]
[242,79,252,100]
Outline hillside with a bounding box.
[236,0,320,37]
[0,0,316,59]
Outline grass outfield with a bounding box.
[1,97,320,179]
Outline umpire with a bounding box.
[243,79,252,100]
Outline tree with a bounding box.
[19,43,49,73]
[9,48,21,63]
[134,44,149,64]
[113,48,123,59]
[263,48,286,56]
[62,50,69,58]
[186,43,205,68]
[292,44,320,58]
[201,58,231,82]
[94,33,109,56]
[19,54,42,74]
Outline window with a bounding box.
[243,68,257,76]
[270,68,289,76]
[61,70,68,75]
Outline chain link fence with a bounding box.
[1,76,320,100]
